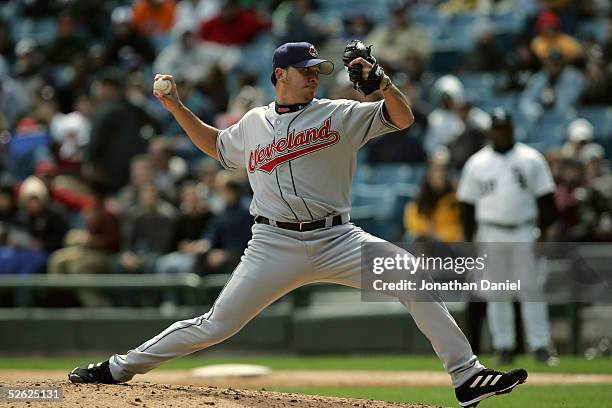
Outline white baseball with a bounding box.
[154,79,172,95]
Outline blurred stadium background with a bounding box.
[0,0,611,387]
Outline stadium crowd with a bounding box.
[0,0,611,308]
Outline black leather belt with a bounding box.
[255,215,343,232]
[482,220,535,230]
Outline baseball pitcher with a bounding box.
[69,42,527,407]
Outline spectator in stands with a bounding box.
[274,0,334,46]
[0,183,18,246]
[132,0,177,38]
[155,182,213,275]
[552,158,586,241]
[581,143,606,186]
[460,22,507,72]
[32,85,62,130]
[173,0,220,32]
[49,96,91,169]
[43,12,87,68]
[32,161,93,212]
[545,148,565,183]
[13,38,44,102]
[519,49,585,122]
[112,183,177,274]
[424,75,464,156]
[84,70,160,192]
[116,155,176,213]
[438,0,518,15]
[0,176,69,275]
[342,14,373,41]
[201,178,252,274]
[199,0,271,46]
[154,24,238,84]
[0,71,29,129]
[402,50,434,109]
[0,18,15,65]
[154,25,207,80]
[447,100,490,169]
[195,159,225,214]
[602,16,612,61]
[577,168,612,241]
[581,46,612,105]
[216,71,266,129]
[366,1,431,66]
[80,44,108,87]
[365,83,427,165]
[404,149,463,243]
[162,77,216,141]
[496,40,540,92]
[21,0,61,19]
[66,0,110,40]
[47,188,120,275]
[201,64,230,114]
[105,6,157,69]
[425,75,490,163]
[148,137,188,203]
[530,10,583,64]
[561,118,606,167]
[400,49,423,84]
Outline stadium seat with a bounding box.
[577,106,612,140]
[481,91,519,115]
[368,164,426,185]
[428,42,466,73]
[576,18,608,42]
[457,73,496,105]
[525,110,576,148]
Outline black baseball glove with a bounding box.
[342,40,386,96]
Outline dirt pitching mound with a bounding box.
[1,380,437,408]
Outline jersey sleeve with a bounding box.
[342,100,401,148]
[216,120,245,170]
[457,159,480,204]
[529,153,556,197]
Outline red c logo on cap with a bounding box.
[309,45,318,57]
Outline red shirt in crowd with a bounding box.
[200,9,270,45]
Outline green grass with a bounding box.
[2,355,610,407]
[1,354,611,374]
[270,385,612,408]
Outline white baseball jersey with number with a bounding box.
[457,143,555,227]
[108,98,484,388]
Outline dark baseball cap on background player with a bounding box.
[270,42,334,85]
[490,107,513,128]
[489,108,515,152]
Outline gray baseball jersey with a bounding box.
[217,98,398,221]
[108,98,484,389]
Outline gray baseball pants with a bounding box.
[109,222,483,387]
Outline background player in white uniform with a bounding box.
[69,42,527,407]
[457,109,558,365]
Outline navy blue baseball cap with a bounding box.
[271,42,334,84]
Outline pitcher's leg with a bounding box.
[110,263,304,381]
[311,224,484,387]
[398,298,484,387]
[110,225,311,381]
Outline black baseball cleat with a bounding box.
[69,360,119,384]
[455,368,528,407]
[494,348,515,365]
